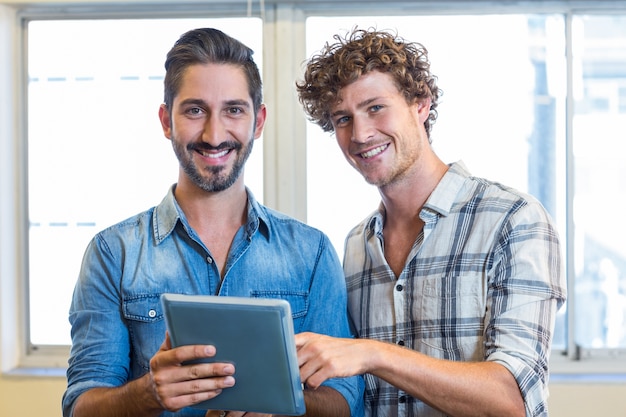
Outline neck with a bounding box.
[174,177,248,232]
[379,156,448,227]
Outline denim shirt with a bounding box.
[63,186,364,417]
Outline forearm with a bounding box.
[369,340,525,417]
[72,374,164,417]
[297,386,350,417]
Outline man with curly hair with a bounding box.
[295,27,566,417]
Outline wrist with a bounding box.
[125,373,165,414]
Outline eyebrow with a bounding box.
[178,98,205,107]
[331,97,381,118]
[224,99,252,109]
[178,98,252,109]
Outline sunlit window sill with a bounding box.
[3,367,66,378]
[550,373,626,384]
[4,366,626,385]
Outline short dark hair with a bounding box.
[163,28,263,112]
[296,28,441,140]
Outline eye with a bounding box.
[334,115,351,126]
[185,107,204,117]
[227,107,244,115]
[369,104,383,113]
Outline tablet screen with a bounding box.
[160,293,305,415]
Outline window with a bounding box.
[5,1,626,371]
[306,14,568,350]
[26,17,263,348]
[305,12,626,361]
[571,14,626,351]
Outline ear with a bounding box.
[158,103,172,139]
[253,104,267,139]
[415,97,432,124]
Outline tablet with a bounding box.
[160,293,306,415]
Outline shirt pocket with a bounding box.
[123,294,166,371]
[417,273,487,361]
[250,290,308,331]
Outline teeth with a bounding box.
[200,149,229,159]
[361,144,387,159]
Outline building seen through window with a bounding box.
[306,14,626,352]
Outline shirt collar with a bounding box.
[153,185,269,244]
[423,160,470,217]
[365,160,470,234]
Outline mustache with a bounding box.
[187,141,242,152]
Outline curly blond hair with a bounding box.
[296,28,441,140]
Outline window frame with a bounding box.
[3,0,626,376]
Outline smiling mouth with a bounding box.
[198,149,230,159]
[360,144,388,159]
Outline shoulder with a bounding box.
[470,177,552,222]
[448,162,552,222]
[92,207,157,247]
[256,204,332,244]
[253,205,343,271]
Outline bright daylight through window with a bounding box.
[306,14,626,353]
[27,18,263,347]
[571,15,626,351]
[25,11,626,358]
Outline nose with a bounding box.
[201,114,225,145]
[351,116,374,144]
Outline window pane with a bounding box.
[572,15,626,349]
[27,18,263,346]
[305,15,567,348]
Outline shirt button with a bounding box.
[206,256,213,264]
[395,284,403,292]
[148,309,157,318]
[399,395,407,403]
[397,340,405,346]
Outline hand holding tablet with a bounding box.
[161,293,306,416]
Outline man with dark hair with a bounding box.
[295,27,566,417]
[62,28,363,417]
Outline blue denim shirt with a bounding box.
[63,187,364,417]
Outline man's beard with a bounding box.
[173,137,254,193]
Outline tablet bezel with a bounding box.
[160,293,306,415]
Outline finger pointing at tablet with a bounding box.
[295,332,368,390]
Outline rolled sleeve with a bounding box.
[486,201,566,417]
[62,236,132,416]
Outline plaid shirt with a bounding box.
[343,161,566,417]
